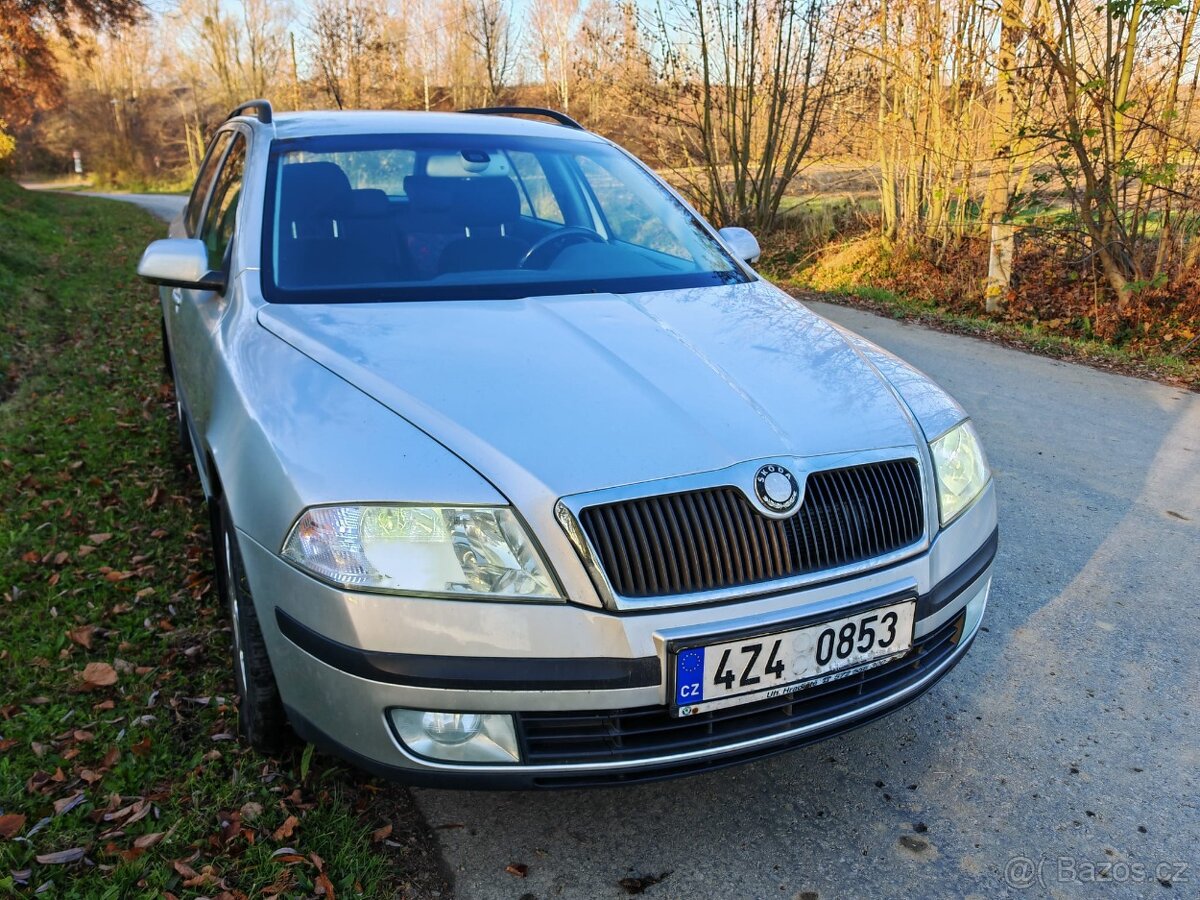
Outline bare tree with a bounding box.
[528,0,579,111]
[463,0,515,104]
[307,0,383,109]
[1023,0,1178,306]
[645,0,841,230]
[983,0,1022,311]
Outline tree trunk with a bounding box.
[984,0,1020,312]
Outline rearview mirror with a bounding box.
[718,226,761,265]
[137,238,226,291]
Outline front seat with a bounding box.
[436,177,530,274]
[277,162,399,287]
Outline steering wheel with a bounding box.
[518,227,606,269]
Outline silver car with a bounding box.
[137,101,997,787]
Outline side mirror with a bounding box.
[718,226,761,265]
[137,238,226,291]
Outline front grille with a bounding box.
[517,610,965,767]
[577,459,924,599]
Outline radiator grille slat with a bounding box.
[577,459,924,600]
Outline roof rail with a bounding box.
[227,99,273,124]
[461,106,584,131]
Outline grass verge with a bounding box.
[0,179,449,898]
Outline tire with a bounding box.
[213,499,290,754]
[161,318,189,450]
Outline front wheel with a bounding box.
[212,500,290,754]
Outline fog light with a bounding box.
[421,711,482,745]
[389,709,520,764]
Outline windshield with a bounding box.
[261,133,749,302]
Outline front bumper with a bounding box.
[239,484,997,787]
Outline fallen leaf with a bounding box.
[79,661,118,690]
[505,863,529,877]
[273,815,299,841]
[218,811,242,845]
[371,823,392,843]
[315,872,336,898]
[35,847,86,865]
[88,533,113,545]
[53,793,85,816]
[172,860,199,879]
[130,735,152,757]
[133,831,164,849]
[0,813,26,839]
[68,626,97,649]
[182,864,221,889]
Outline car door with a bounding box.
[172,129,248,440]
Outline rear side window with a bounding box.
[185,131,233,236]
[201,135,247,270]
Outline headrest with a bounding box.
[351,188,391,217]
[459,177,520,227]
[403,175,520,228]
[281,162,353,219]
[404,175,456,215]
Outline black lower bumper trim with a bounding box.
[276,607,661,691]
[917,526,998,619]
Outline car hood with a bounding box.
[258,280,921,506]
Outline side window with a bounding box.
[200,135,247,270]
[185,131,233,237]
[574,155,688,258]
[509,151,564,224]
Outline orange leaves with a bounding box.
[272,815,300,842]
[78,661,118,691]
[68,624,98,649]
[0,812,26,839]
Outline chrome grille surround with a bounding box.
[555,448,934,611]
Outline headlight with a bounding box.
[281,505,561,600]
[929,421,989,526]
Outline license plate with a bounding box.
[671,599,917,716]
